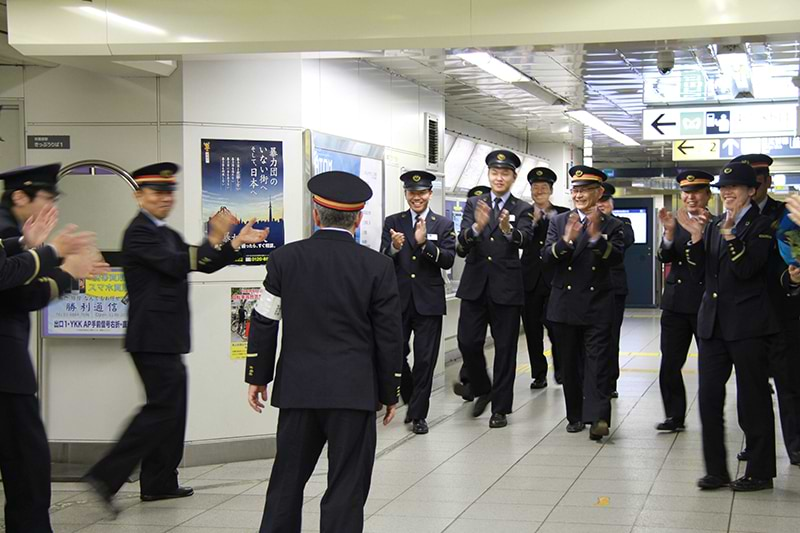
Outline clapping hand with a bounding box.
[208,210,237,245]
[389,229,406,250]
[586,208,601,239]
[498,209,511,234]
[786,194,800,226]
[658,208,676,239]
[233,218,269,249]
[22,204,58,249]
[563,212,582,243]
[473,200,491,233]
[676,208,708,243]
[414,217,427,245]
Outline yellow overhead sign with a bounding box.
[672,139,720,161]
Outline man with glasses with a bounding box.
[543,166,626,441]
[381,171,455,435]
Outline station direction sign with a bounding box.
[643,103,798,141]
[672,136,800,161]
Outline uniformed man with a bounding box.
[731,154,800,465]
[680,162,777,491]
[596,182,635,398]
[0,202,61,291]
[521,167,569,389]
[456,150,534,428]
[655,170,713,432]
[543,166,626,441]
[452,185,490,402]
[85,163,267,512]
[381,170,455,434]
[0,164,106,533]
[245,171,403,533]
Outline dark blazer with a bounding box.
[657,222,704,314]
[380,209,455,316]
[455,194,535,306]
[757,197,800,322]
[0,208,72,394]
[521,205,570,295]
[542,209,626,325]
[610,216,635,295]
[0,237,62,291]
[122,211,238,354]
[246,229,403,410]
[687,204,779,341]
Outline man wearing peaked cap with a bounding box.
[596,182,635,399]
[521,167,569,390]
[456,149,534,429]
[543,165,627,441]
[86,163,268,513]
[731,154,800,466]
[247,171,403,532]
[680,161,778,491]
[468,185,491,198]
[655,170,713,434]
[381,171,455,435]
[0,164,61,239]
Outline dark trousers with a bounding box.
[521,290,559,381]
[608,294,626,392]
[260,408,376,533]
[552,322,612,425]
[658,310,698,423]
[0,393,52,533]
[457,291,520,415]
[699,334,775,480]
[401,307,443,420]
[88,352,188,495]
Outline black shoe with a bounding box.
[489,413,507,428]
[610,391,619,399]
[412,419,429,435]
[566,421,585,433]
[697,475,730,490]
[84,475,120,519]
[655,418,685,432]
[789,451,800,466]
[530,378,548,390]
[141,486,194,502]
[404,415,412,424]
[730,476,773,492]
[554,373,563,385]
[589,420,609,441]
[737,449,751,462]
[453,382,475,402]
[472,394,491,417]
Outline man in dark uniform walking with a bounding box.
[0,164,106,533]
[456,150,534,428]
[731,154,800,465]
[245,171,403,533]
[655,170,713,432]
[381,171,455,434]
[521,167,569,389]
[543,166,626,441]
[452,185,491,402]
[596,182,635,398]
[86,163,267,511]
[681,162,777,492]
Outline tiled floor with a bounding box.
[3,309,800,532]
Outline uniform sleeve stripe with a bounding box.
[731,245,745,262]
[25,249,41,285]
[602,241,612,259]
[189,246,198,271]
[551,242,559,259]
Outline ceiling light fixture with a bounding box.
[566,110,641,146]
[713,44,753,99]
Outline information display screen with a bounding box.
[614,208,648,245]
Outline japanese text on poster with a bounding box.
[230,287,261,359]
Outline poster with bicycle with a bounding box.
[230,287,261,359]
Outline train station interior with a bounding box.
[1,1,800,532]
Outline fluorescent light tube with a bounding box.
[456,52,528,83]
[566,110,641,146]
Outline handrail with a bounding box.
[58,160,138,190]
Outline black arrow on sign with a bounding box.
[651,113,677,135]
[677,140,694,155]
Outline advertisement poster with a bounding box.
[312,147,383,251]
[42,269,129,337]
[202,139,285,265]
[230,287,261,359]
[445,199,465,235]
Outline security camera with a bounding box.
[657,50,675,75]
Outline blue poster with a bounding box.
[201,139,285,265]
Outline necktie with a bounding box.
[493,197,502,218]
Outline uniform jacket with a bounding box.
[542,209,626,325]
[758,197,800,322]
[657,222,704,314]
[246,229,403,410]
[380,209,455,316]
[521,205,570,295]
[687,204,779,341]
[0,237,62,291]
[122,211,238,354]
[610,215,635,295]
[455,194,535,306]
[0,207,72,394]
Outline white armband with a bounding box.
[255,288,282,320]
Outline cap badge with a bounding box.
[575,170,584,177]
[160,170,173,177]
[687,175,696,182]
[741,160,749,165]
[474,190,483,196]
[24,180,32,186]
[412,175,421,182]
[536,170,543,176]
[497,153,506,161]
[724,167,733,174]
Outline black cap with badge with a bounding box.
[600,182,616,200]
[731,154,773,175]
[713,162,758,188]
[0,164,61,195]
[528,167,557,185]
[485,150,521,171]
[400,170,436,191]
[676,170,714,192]
[467,185,491,198]
[569,165,607,187]
[132,162,179,191]
[308,171,373,212]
